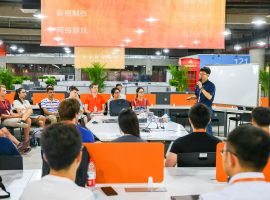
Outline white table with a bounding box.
[0,168,226,200]
[86,115,188,142]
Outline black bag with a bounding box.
[0,176,10,199]
[41,146,90,187]
[109,99,131,116]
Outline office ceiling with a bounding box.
[0,0,269,56]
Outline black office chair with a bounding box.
[0,155,23,170]
[177,152,216,167]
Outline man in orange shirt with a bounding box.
[84,83,105,113]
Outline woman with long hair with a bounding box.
[131,87,150,113]
[13,88,46,128]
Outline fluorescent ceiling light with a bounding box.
[135,29,145,34]
[257,41,267,46]
[119,44,126,47]
[251,19,266,26]
[113,49,120,52]
[223,29,231,36]
[155,51,161,55]
[178,45,184,48]
[163,49,169,53]
[59,42,65,46]
[47,27,56,32]
[10,45,17,50]
[33,13,47,19]
[53,37,63,42]
[234,45,242,51]
[123,38,132,43]
[145,17,159,22]
[64,47,70,51]
[18,48,24,53]
[193,40,200,44]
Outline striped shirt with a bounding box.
[40,98,60,113]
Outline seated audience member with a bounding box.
[200,125,270,200]
[0,85,31,150]
[58,98,95,143]
[20,123,94,200]
[131,87,149,113]
[107,87,120,114]
[40,86,60,124]
[84,83,105,113]
[165,103,220,167]
[115,83,126,99]
[68,86,88,126]
[0,136,20,156]
[13,87,46,128]
[251,106,270,133]
[0,124,28,153]
[112,109,144,142]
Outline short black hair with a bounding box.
[111,87,120,96]
[41,123,82,170]
[227,125,270,171]
[200,67,211,75]
[188,103,210,129]
[252,107,270,126]
[69,86,79,92]
[116,83,122,88]
[118,108,140,137]
[58,98,80,121]
[46,86,54,93]
[89,83,98,88]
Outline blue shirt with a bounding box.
[76,125,95,143]
[0,137,20,155]
[195,80,215,107]
[41,98,60,113]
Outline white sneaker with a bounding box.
[16,121,28,128]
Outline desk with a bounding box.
[150,105,252,137]
[86,115,188,142]
[1,168,226,200]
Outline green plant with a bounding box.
[0,69,15,90]
[45,77,57,86]
[167,65,188,92]
[82,62,107,92]
[22,76,32,81]
[38,76,48,80]
[12,76,23,84]
[259,68,269,97]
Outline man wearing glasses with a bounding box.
[187,67,216,135]
[40,86,60,124]
[200,125,270,200]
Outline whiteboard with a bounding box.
[206,64,259,107]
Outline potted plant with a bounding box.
[82,62,107,92]
[259,68,269,97]
[167,65,188,92]
[12,76,23,89]
[45,77,57,86]
[0,69,15,90]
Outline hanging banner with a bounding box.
[74,47,125,69]
[41,0,225,49]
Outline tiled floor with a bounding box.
[23,146,42,169]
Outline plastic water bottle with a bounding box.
[87,158,96,187]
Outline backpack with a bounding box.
[109,99,131,116]
[0,176,10,199]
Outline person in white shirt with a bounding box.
[13,88,46,128]
[200,125,270,200]
[20,123,94,200]
[116,83,126,99]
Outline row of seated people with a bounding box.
[0,82,150,154]
[19,104,270,199]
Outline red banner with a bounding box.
[41,0,225,49]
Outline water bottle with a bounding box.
[87,158,96,187]
[94,105,97,113]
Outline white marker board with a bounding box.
[206,64,259,107]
